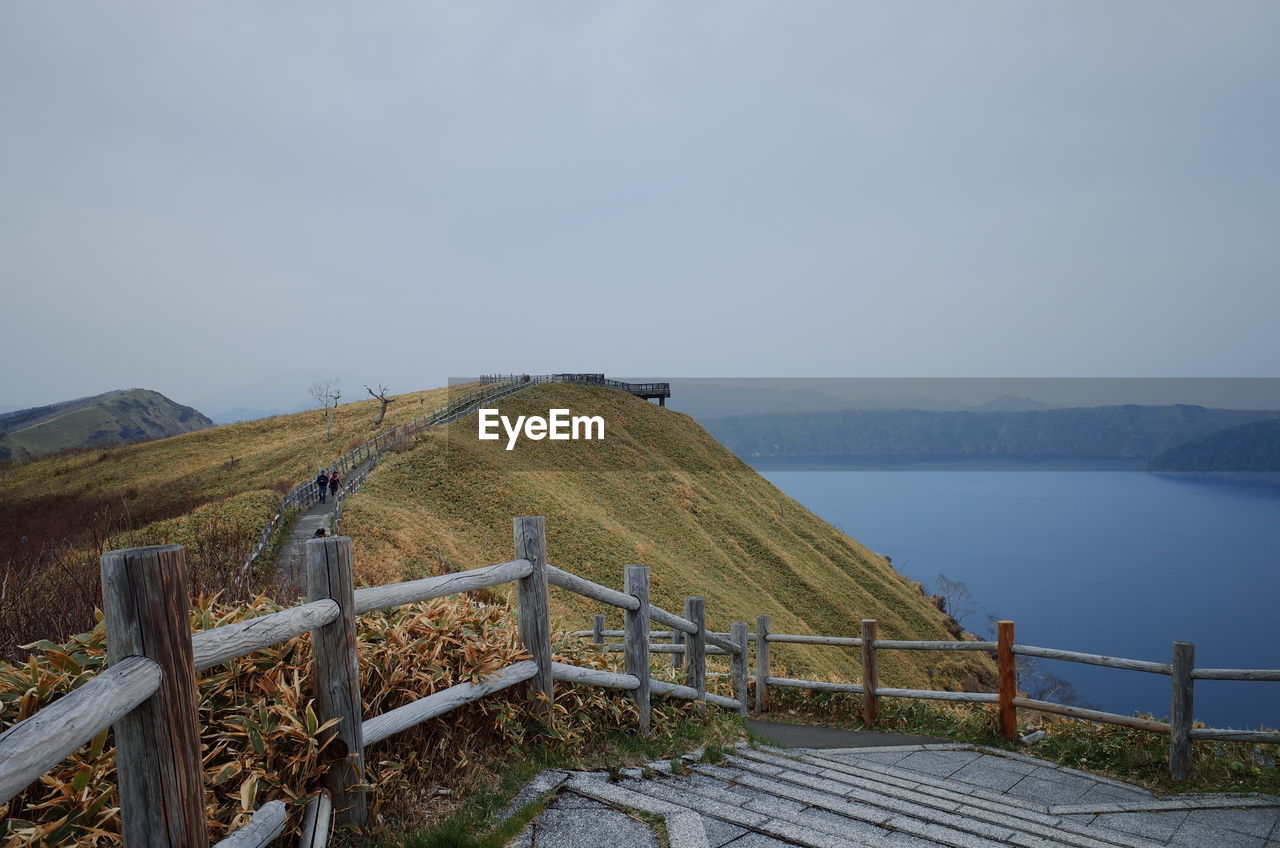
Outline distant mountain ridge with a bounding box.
[668,383,1056,419]
[702,404,1280,460]
[1148,418,1280,483]
[0,389,213,461]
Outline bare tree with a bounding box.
[1016,655,1087,705]
[365,384,396,427]
[309,378,341,439]
[933,573,980,625]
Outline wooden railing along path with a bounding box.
[0,517,744,847]
[241,378,534,572]
[576,615,1280,782]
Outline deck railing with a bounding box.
[574,615,1280,782]
[479,373,671,399]
[0,517,743,846]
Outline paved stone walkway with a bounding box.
[273,498,335,597]
[505,742,1280,847]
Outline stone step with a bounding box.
[769,744,1151,829]
[801,743,1156,807]
[737,747,1060,819]
[711,752,1170,848]
[740,746,1117,838]
[561,775,710,848]
[613,772,951,848]
[567,771,860,848]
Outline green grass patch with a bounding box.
[362,708,744,848]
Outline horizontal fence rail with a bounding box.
[0,656,162,805]
[1011,697,1171,734]
[362,661,539,747]
[352,559,533,615]
[546,564,640,611]
[1192,668,1280,681]
[211,800,287,848]
[1012,644,1172,675]
[192,599,341,671]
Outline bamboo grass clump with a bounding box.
[0,593,694,846]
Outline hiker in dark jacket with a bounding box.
[315,471,330,503]
[328,471,340,499]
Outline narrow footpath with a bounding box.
[274,496,338,597]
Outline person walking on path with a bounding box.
[328,470,340,500]
[315,470,331,503]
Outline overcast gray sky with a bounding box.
[2,2,1278,413]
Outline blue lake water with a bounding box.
[751,459,1280,730]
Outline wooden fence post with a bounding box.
[306,536,367,829]
[513,516,554,716]
[997,620,1018,740]
[755,615,771,714]
[685,597,706,715]
[592,614,606,646]
[101,545,208,848]
[672,617,686,671]
[1169,641,1196,781]
[624,566,652,736]
[860,619,879,726]
[731,622,749,717]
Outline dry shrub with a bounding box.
[0,593,677,846]
[0,492,279,661]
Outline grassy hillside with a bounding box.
[342,382,994,691]
[0,388,213,461]
[0,384,460,655]
[0,384,458,547]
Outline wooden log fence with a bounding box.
[0,516,751,845]
[860,618,879,725]
[575,609,1280,783]
[624,565,652,736]
[102,544,208,847]
[306,537,366,828]
[730,622,749,716]
[212,801,287,848]
[754,615,770,714]
[297,792,333,848]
